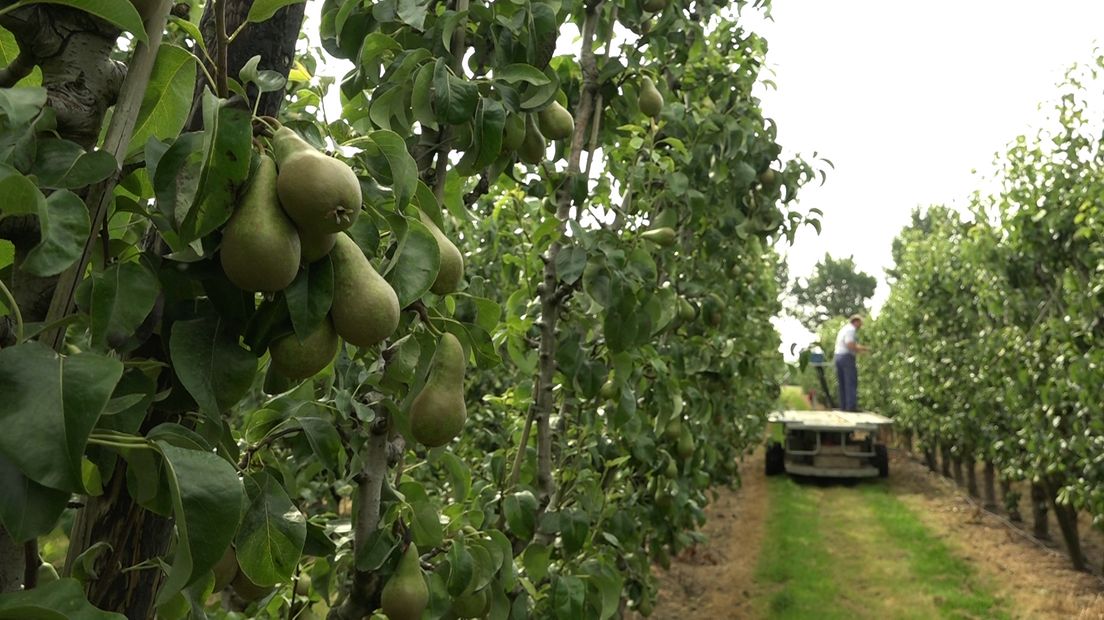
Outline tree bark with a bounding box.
[951,455,963,486]
[923,447,936,472]
[964,455,978,498]
[940,443,951,478]
[1031,482,1049,540]
[1001,479,1021,522]
[1044,478,1085,571]
[0,530,22,593]
[982,460,997,510]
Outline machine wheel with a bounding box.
[765,441,785,476]
[873,443,889,478]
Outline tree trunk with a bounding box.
[923,446,936,472]
[982,460,997,510]
[951,455,963,486]
[964,455,978,498]
[0,530,22,593]
[940,443,952,478]
[903,430,913,453]
[1044,478,1086,571]
[1031,482,1049,540]
[1001,479,1021,522]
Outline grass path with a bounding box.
[755,477,1009,619]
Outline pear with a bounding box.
[538,100,574,140]
[273,126,362,234]
[517,115,546,165]
[638,76,664,118]
[677,427,695,460]
[268,317,340,380]
[641,0,668,12]
[381,544,428,620]
[641,227,676,247]
[220,154,301,292]
[663,417,681,441]
[501,113,526,153]
[677,297,696,322]
[599,377,617,399]
[329,233,400,347]
[300,228,337,263]
[419,212,464,295]
[409,333,467,447]
[232,569,275,602]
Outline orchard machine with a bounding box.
[766,410,893,478]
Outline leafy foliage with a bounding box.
[789,253,877,331]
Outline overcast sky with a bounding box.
[748,1,1104,357]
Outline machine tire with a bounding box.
[765,441,785,476]
[874,443,889,478]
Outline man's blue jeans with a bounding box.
[835,353,858,412]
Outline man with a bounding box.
[834,314,869,412]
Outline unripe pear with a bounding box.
[638,76,664,118]
[641,227,677,247]
[273,126,361,234]
[518,115,546,165]
[232,569,275,602]
[677,427,695,460]
[299,228,337,263]
[268,317,340,380]
[677,297,696,322]
[641,0,668,12]
[501,113,526,153]
[451,588,491,618]
[220,154,301,292]
[419,212,464,295]
[329,233,400,347]
[381,544,428,620]
[538,100,574,140]
[599,377,617,399]
[409,333,467,447]
[663,417,681,441]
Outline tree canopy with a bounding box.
[790,253,877,330]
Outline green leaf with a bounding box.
[396,0,431,30]
[21,189,90,278]
[551,575,586,618]
[355,528,398,572]
[30,0,147,42]
[503,491,538,541]
[32,139,116,189]
[180,93,252,243]
[235,470,307,586]
[0,578,126,619]
[155,442,243,606]
[246,0,306,23]
[0,27,39,86]
[434,451,471,502]
[0,342,123,493]
[495,64,550,85]
[0,453,69,543]
[296,416,344,474]
[127,44,198,158]
[168,16,206,55]
[521,543,550,583]
[384,216,440,307]
[352,130,418,210]
[410,499,444,549]
[285,257,334,340]
[169,317,257,419]
[432,58,478,125]
[554,245,587,285]
[411,63,437,130]
[90,261,160,351]
[456,97,506,175]
[445,540,474,596]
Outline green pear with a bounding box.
[300,228,337,263]
[538,100,574,140]
[273,126,361,234]
[220,154,301,292]
[381,544,428,620]
[330,233,400,347]
[36,562,59,585]
[677,297,696,322]
[232,569,275,602]
[409,333,467,447]
[599,377,617,399]
[638,76,664,118]
[419,212,464,295]
[518,114,546,165]
[641,227,676,246]
[663,417,681,441]
[268,317,340,380]
[677,427,695,460]
[641,0,668,11]
[501,113,526,153]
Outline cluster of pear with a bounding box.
[218,127,465,387]
[503,97,575,166]
[381,539,490,619]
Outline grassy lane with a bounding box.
[755,477,1009,620]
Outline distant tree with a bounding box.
[790,253,877,331]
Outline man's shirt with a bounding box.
[834,322,857,356]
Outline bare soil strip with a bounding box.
[649,449,1104,619]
